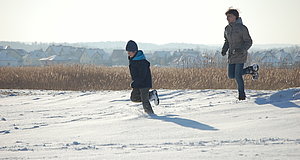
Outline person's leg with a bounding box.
[228,64,236,79]
[243,66,253,75]
[130,88,141,102]
[243,64,259,74]
[235,63,246,99]
[243,64,260,80]
[140,88,154,114]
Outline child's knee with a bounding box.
[130,97,141,103]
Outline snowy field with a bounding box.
[0,88,300,159]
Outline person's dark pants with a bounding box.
[228,63,251,98]
[130,88,153,111]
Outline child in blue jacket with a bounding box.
[126,40,159,114]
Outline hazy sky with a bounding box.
[1,0,299,44]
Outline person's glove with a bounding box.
[221,51,226,56]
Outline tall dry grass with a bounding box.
[0,65,299,91]
[152,67,300,90]
[0,65,131,90]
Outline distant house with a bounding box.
[276,49,294,65]
[0,50,20,66]
[294,52,300,65]
[260,51,280,66]
[181,49,200,56]
[250,51,265,63]
[44,45,82,64]
[172,52,210,68]
[110,49,128,65]
[0,47,23,66]
[45,45,63,56]
[172,53,197,68]
[212,51,227,67]
[60,46,82,63]
[23,49,46,66]
[41,55,72,65]
[39,55,57,65]
[144,52,153,60]
[169,49,215,67]
[80,48,106,65]
[172,50,182,58]
[152,51,171,66]
[76,48,85,59]
[15,49,28,57]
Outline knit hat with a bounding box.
[125,40,138,52]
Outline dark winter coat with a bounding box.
[129,50,152,88]
[222,18,253,64]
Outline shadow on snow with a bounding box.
[150,114,218,131]
[255,88,300,108]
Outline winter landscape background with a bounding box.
[1,0,300,158]
[1,41,300,68]
[1,41,300,159]
[1,88,299,159]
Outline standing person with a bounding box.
[126,40,159,114]
[221,9,259,100]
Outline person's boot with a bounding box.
[238,95,246,100]
[149,90,159,106]
[142,102,154,115]
[252,71,259,80]
[252,64,259,72]
[144,107,154,115]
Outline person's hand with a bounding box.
[221,51,226,56]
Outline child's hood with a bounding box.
[132,50,146,60]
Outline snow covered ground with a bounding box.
[0,88,299,159]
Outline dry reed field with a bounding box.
[0,65,299,91]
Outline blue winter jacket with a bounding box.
[129,50,152,88]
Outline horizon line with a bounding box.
[1,40,300,46]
